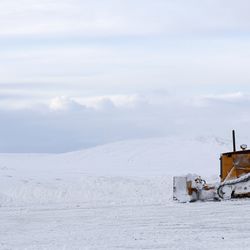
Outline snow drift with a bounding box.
[0,136,230,207]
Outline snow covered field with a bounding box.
[0,136,249,249]
[2,200,250,250]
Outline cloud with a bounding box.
[1,1,250,89]
[1,1,250,152]
[193,92,250,107]
[204,92,246,102]
[0,91,250,153]
[47,94,149,114]
[0,1,153,38]
[74,94,147,110]
[49,96,84,111]
[48,95,145,112]
[1,0,250,38]
[0,0,162,37]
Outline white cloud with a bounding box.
[0,0,162,37]
[0,1,250,88]
[204,92,247,101]
[1,1,250,152]
[49,96,84,111]
[74,94,147,110]
[0,0,250,38]
[193,92,250,107]
[0,91,250,152]
[47,94,148,112]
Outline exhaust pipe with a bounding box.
[232,130,236,152]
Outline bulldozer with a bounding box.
[173,130,250,202]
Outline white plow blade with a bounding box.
[173,176,191,203]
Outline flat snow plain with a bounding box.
[0,136,249,250]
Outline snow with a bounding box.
[0,136,249,249]
[2,200,250,250]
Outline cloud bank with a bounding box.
[0,91,249,153]
[0,1,250,152]
[0,0,250,88]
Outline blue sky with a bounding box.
[1,0,250,152]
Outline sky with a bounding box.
[1,0,250,152]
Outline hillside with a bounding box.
[0,136,230,206]
[1,136,250,250]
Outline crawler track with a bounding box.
[218,173,250,199]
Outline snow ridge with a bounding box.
[0,136,229,206]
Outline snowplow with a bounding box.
[173,130,250,202]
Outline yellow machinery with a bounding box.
[220,151,250,182]
[173,130,250,202]
[220,150,250,183]
[220,130,250,182]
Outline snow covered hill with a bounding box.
[2,136,250,250]
[0,136,231,207]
